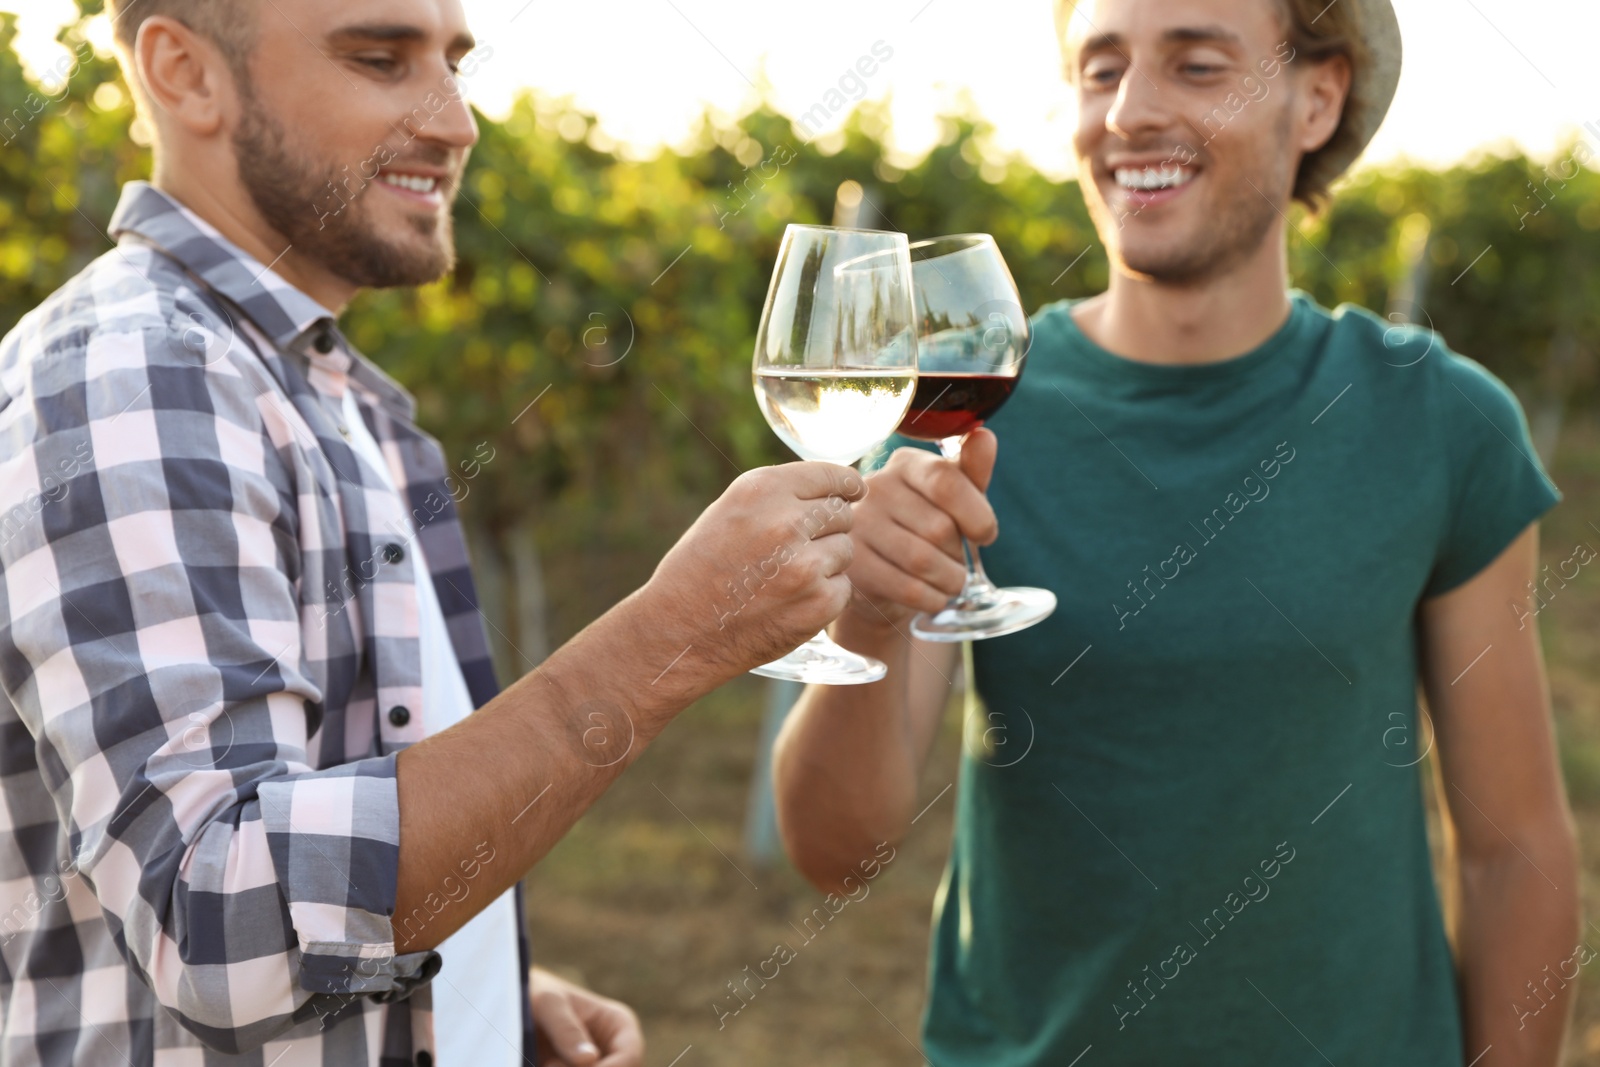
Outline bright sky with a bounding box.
[8,0,1598,178]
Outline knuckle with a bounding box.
[735,466,776,496]
[925,512,958,547]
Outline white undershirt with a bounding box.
[341,388,522,1066]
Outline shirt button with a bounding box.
[388,705,411,727]
[382,542,406,564]
[312,328,334,354]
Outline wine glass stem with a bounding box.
[938,434,997,599]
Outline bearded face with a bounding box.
[232,93,463,290]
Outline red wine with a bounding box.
[897,373,1018,441]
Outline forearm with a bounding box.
[1455,834,1581,1065]
[392,582,723,951]
[772,611,942,891]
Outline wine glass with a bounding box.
[899,234,1056,641]
[749,224,918,684]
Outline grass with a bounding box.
[523,423,1600,1066]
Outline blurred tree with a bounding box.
[4,8,1597,676]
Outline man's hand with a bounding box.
[641,460,866,678]
[841,430,999,629]
[529,967,643,1067]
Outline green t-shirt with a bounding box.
[918,291,1560,1065]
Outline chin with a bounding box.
[1109,233,1212,285]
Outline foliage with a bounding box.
[4,9,1599,649]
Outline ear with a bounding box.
[132,16,242,138]
[1295,53,1352,154]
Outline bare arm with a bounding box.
[774,432,999,892]
[393,462,864,952]
[1418,524,1581,1066]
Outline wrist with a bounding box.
[831,598,914,655]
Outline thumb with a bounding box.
[537,994,600,1066]
[956,428,998,493]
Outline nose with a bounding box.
[426,73,480,151]
[1104,64,1171,142]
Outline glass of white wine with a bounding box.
[750,224,918,685]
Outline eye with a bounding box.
[1181,63,1223,77]
[354,54,400,75]
[1081,59,1124,87]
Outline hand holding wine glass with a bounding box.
[896,234,1056,641]
[748,224,918,685]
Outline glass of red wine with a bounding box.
[897,234,1056,641]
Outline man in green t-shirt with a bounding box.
[773,0,1581,1063]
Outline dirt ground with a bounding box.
[523,424,1600,1067]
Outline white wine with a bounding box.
[755,368,917,465]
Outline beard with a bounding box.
[231,95,457,290]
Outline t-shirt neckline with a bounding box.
[1053,289,1312,384]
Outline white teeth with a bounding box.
[379,173,438,194]
[1113,165,1196,191]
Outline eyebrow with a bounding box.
[1161,25,1244,46]
[326,23,477,53]
[1078,24,1244,57]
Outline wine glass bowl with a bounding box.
[748,224,918,684]
[895,234,1057,642]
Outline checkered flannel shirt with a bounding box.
[0,182,534,1065]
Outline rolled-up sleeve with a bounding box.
[0,325,433,1053]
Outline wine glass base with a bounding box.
[750,632,887,685]
[911,586,1057,642]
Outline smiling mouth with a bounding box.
[378,171,442,195]
[1113,164,1198,192]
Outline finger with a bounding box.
[786,493,854,541]
[850,542,958,615]
[583,1002,644,1067]
[782,460,868,502]
[865,522,968,597]
[808,531,855,580]
[899,453,998,546]
[873,480,968,558]
[533,991,601,1066]
[959,428,998,494]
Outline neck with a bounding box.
[155,165,357,316]
[1074,223,1293,366]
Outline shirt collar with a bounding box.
[108,181,416,420]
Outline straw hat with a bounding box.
[1055,0,1403,183]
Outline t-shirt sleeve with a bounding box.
[1424,353,1561,597]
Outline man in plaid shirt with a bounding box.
[0,1,865,1065]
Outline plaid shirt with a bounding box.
[0,182,533,1065]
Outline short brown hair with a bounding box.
[1278,0,1368,207]
[106,0,258,96]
